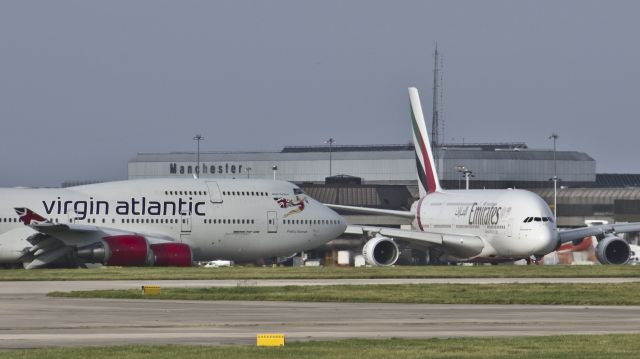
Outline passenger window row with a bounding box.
[46,217,185,225]
[222,191,268,197]
[204,218,256,224]
[122,218,181,224]
[1,218,19,223]
[283,219,340,225]
[164,190,208,196]
[72,218,184,224]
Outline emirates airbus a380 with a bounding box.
[0,178,345,268]
[329,87,640,265]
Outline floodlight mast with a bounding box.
[325,138,335,177]
[549,133,559,219]
[193,134,204,179]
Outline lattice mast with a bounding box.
[431,44,442,152]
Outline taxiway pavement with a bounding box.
[3,277,640,295]
[1,279,640,348]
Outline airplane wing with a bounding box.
[28,221,175,245]
[14,207,178,269]
[345,224,485,259]
[557,223,640,243]
[331,205,484,259]
[325,204,415,219]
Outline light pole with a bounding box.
[325,138,335,177]
[246,167,252,179]
[193,134,204,178]
[456,165,473,190]
[456,165,464,189]
[549,133,559,219]
[272,165,278,180]
[464,169,473,190]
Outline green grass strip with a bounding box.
[3,335,640,359]
[3,265,640,281]
[49,282,640,305]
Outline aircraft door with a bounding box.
[205,181,223,203]
[181,213,192,233]
[267,211,278,233]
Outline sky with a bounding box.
[1,1,639,187]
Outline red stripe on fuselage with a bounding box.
[416,197,426,231]
[415,132,437,194]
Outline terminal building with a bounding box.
[129,142,596,188]
[128,143,640,228]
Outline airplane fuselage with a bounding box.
[411,189,557,260]
[0,178,346,265]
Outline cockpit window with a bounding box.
[524,216,553,223]
[293,188,305,195]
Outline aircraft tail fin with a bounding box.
[409,87,442,197]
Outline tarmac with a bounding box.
[1,278,640,348]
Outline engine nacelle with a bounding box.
[103,235,150,266]
[362,236,399,266]
[78,235,150,266]
[77,236,194,267]
[150,243,193,267]
[595,235,630,265]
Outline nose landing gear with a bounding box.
[525,255,544,265]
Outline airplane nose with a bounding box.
[337,214,347,233]
[328,207,347,236]
[534,225,558,255]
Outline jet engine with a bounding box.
[77,235,192,267]
[362,236,399,266]
[150,242,192,267]
[595,235,630,265]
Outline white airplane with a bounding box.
[0,178,346,269]
[328,87,640,265]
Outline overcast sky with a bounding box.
[1,1,639,187]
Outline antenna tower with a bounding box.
[431,45,443,151]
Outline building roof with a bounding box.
[283,142,529,153]
[595,174,640,188]
[282,144,414,153]
[130,144,593,162]
[530,187,640,204]
[439,149,594,161]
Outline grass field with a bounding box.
[49,282,640,305]
[3,335,640,359]
[2,265,640,281]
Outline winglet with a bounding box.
[409,87,442,196]
[14,208,48,225]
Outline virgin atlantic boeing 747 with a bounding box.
[0,178,346,268]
